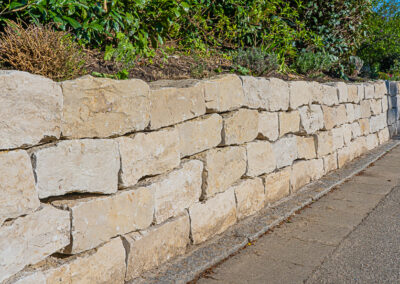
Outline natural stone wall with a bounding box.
[1,70,399,283]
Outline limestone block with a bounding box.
[360,100,372,118]
[279,111,300,137]
[350,137,368,158]
[196,146,246,198]
[241,76,289,111]
[347,85,360,103]
[33,139,120,198]
[388,95,397,110]
[289,81,312,109]
[378,128,390,144]
[321,84,339,106]
[202,74,244,112]
[246,141,276,177]
[189,189,236,244]
[123,213,190,280]
[177,114,222,157]
[149,79,205,129]
[315,131,334,157]
[221,109,258,145]
[366,133,379,150]
[364,83,375,99]
[233,178,265,219]
[370,99,382,115]
[388,109,397,125]
[342,124,353,145]
[52,186,154,254]
[345,104,355,123]
[151,160,203,224]
[263,167,291,204]
[370,114,386,133]
[0,150,39,225]
[310,81,324,104]
[116,127,180,188]
[272,135,297,168]
[389,81,400,96]
[0,71,62,150]
[335,82,349,103]
[335,104,348,126]
[382,95,389,113]
[331,127,344,150]
[0,205,70,282]
[374,81,387,98]
[61,76,150,138]
[296,136,316,160]
[357,84,365,101]
[291,159,324,192]
[337,146,353,168]
[350,122,362,139]
[322,105,337,130]
[359,118,370,135]
[308,159,325,181]
[323,152,338,173]
[298,105,324,134]
[258,112,279,141]
[353,104,362,120]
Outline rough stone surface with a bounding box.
[321,84,339,106]
[189,188,237,244]
[366,134,379,150]
[315,131,334,157]
[382,95,389,112]
[370,99,382,115]
[196,147,246,198]
[61,76,150,138]
[0,205,70,282]
[347,85,360,103]
[272,136,297,168]
[150,160,203,224]
[361,100,372,118]
[374,81,387,98]
[335,104,348,126]
[310,82,323,104]
[52,186,154,254]
[297,136,316,160]
[323,152,338,173]
[335,82,349,103]
[378,128,390,144]
[359,118,370,136]
[177,114,222,157]
[241,76,289,111]
[289,81,312,109]
[350,122,362,139]
[203,75,244,112]
[0,150,39,225]
[279,111,300,137]
[331,127,345,150]
[342,124,353,145]
[246,141,276,177]
[345,104,355,123]
[116,127,180,188]
[298,105,324,134]
[222,109,258,145]
[353,104,362,120]
[291,159,324,192]
[322,105,337,130]
[337,146,353,168]
[33,139,120,198]
[263,167,291,204]
[123,213,190,281]
[258,112,279,141]
[364,84,375,99]
[149,79,205,129]
[0,71,62,150]
[370,114,386,133]
[233,178,265,219]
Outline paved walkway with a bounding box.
[196,145,400,284]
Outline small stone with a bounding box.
[359,118,370,135]
[149,79,205,129]
[322,105,337,130]
[289,81,312,109]
[246,141,276,177]
[315,131,334,157]
[360,100,372,118]
[263,167,291,204]
[221,109,258,145]
[123,213,190,281]
[189,189,236,244]
[279,111,300,137]
[321,84,339,106]
[177,114,222,157]
[298,105,324,134]
[323,152,338,173]
[33,139,120,198]
[296,136,316,160]
[335,104,348,126]
[272,135,297,168]
[233,178,265,219]
[258,112,279,141]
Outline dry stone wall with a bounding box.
[1,70,399,283]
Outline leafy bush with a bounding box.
[293,51,338,75]
[233,48,279,76]
[0,22,85,80]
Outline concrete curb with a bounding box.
[130,138,400,284]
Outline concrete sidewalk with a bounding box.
[196,146,400,284]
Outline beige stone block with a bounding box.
[321,84,339,106]
[289,81,312,109]
[189,189,236,244]
[370,113,387,133]
[0,71,62,150]
[342,124,353,145]
[0,150,39,225]
[222,109,258,145]
[263,167,291,204]
[322,105,337,130]
[298,105,324,134]
[335,104,348,126]
[202,74,244,112]
[52,186,154,254]
[241,76,289,111]
[357,84,365,101]
[310,81,324,104]
[360,100,372,118]
[315,131,334,157]
[366,133,379,150]
[0,205,70,282]
[246,141,276,177]
[364,84,375,99]
[116,127,180,188]
[335,82,349,103]
[337,146,353,168]
[290,160,310,192]
[351,136,368,158]
[345,104,355,123]
[374,81,387,98]
[350,122,362,139]
[33,139,120,198]
[353,104,362,120]
[149,79,205,129]
[378,128,390,144]
[279,111,300,136]
[296,136,316,160]
[233,178,265,219]
[359,118,370,135]
[196,147,246,198]
[370,99,382,115]
[123,213,190,281]
[177,114,222,157]
[323,152,338,173]
[331,127,344,150]
[258,112,279,141]
[382,95,389,112]
[347,85,360,103]
[272,135,297,168]
[61,76,150,138]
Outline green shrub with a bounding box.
[233,48,279,76]
[293,51,338,75]
[348,56,364,76]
